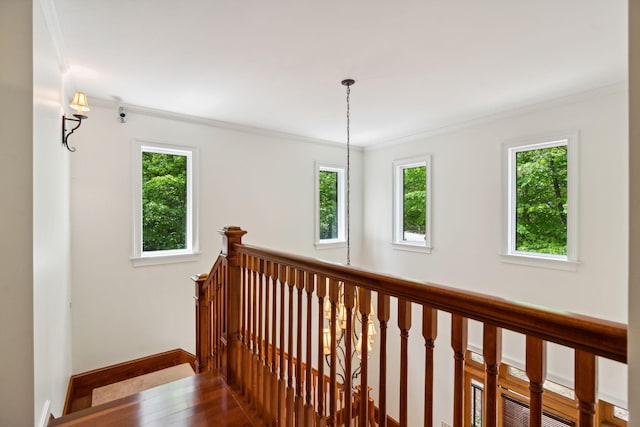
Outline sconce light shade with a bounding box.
[62,91,90,152]
[70,91,90,116]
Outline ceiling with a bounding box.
[53,0,627,146]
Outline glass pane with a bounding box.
[319,170,338,240]
[471,381,484,427]
[142,151,188,251]
[502,395,575,427]
[515,145,568,255]
[402,165,426,242]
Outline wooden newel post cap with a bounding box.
[219,226,247,257]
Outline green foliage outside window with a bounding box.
[319,170,338,240]
[403,165,426,239]
[142,152,187,251]
[515,145,567,255]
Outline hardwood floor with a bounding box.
[50,372,255,426]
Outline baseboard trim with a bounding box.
[37,399,50,427]
[62,348,195,415]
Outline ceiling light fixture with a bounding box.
[62,91,90,152]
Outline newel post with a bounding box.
[192,273,208,373]
[220,226,247,386]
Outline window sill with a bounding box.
[392,243,432,254]
[500,253,579,271]
[315,241,347,250]
[130,251,201,267]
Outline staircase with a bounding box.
[49,372,255,426]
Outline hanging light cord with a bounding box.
[344,81,352,266]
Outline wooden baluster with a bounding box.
[263,260,272,423]
[239,256,246,396]
[329,279,339,426]
[244,257,251,403]
[279,264,287,427]
[245,254,252,399]
[398,299,412,427]
[483,324,502,427]
[295,269,305,427]
[575,350,597,427]
[286,266,296,427]
[214,269,219,372]
[222,263,228,371]
[305,271,315,426]
[258,259,267,417]
[344,283,355,427]
[526,336,547,427]
[377,294,390,427]
[316,275,327,427]
[216,266,220,371]
[451,314,468,427]
[358,288,371,427]
[270,262,279,427]
[253,256,260,409]
[422,305,437,427]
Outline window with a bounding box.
[132,141,199,265]
[504,133,577,269]
[464,351,580,427]
[316,163,346,247]
[393,156,432,251]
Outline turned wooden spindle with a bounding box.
[526,336,547,427]
[358,288,371,427]
[304,271,315,426]
[482,324,502,427]
[575,350,597,427]
[344,283,355,426]
[377,294,390,427]
[316,275,328,427]
[329,278,339,426]
[422,305,437,427]
[295,269,305,427]
[286,266,295,427]
[451,314,468,427]
[270,262,279,426]
[398,299,412,427]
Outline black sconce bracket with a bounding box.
[61,114,87,152]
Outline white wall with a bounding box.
[361,88,628,425]
[70,105,363,373]
[33,0,73,422]
[0,0,34,425]
[628,0,639,422]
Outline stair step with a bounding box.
[50,372,255,426]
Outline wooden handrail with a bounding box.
[235,243,626,363]
[194,227,627,427]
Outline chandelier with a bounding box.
[321,79,376,388]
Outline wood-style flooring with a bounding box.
[50,372,255,426]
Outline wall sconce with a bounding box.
[61,91,90,152]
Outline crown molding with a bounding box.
[89,97,364,152]
[365,81,628,152]
[38,0,69,73]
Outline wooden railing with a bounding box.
[193,226,627,427]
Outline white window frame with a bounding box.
[131,140,200,266]
[393,156,432,253]
[315,162,346,248]
[502,132,578,270]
